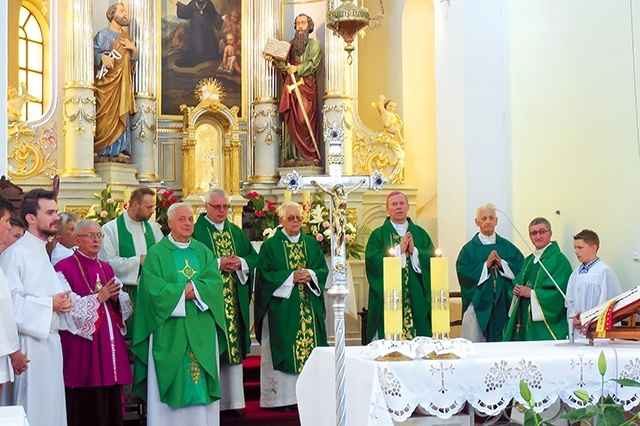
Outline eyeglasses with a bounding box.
[529,229,550,236]
[207,203,229,210]
[77,232,105,240]
[286,215,302,222]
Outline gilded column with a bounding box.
[130,0,159,182]
[61,0,97,177]
[248,0,280,183]
[323,0,358,178]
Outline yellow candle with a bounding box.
[284,190,292,202]
[383,256,403,340]
[302,189,311,205]
[430,252,450,339]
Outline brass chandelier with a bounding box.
[327,0,385,65]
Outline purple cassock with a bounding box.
[55,251,133,388]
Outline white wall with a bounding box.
[509,1,640,289]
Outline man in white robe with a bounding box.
[98,187,163,335]
[0,189,75,426]
[0,195,28,395]
[566,229,623,337]
[50,212,77,266]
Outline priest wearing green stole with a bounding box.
[456,203,524,342]
[503,217,572,341]
[132,202,227,425]
[365,191,436,343]
[255,201,328,409]
[99,187,164,336]
[192,188,258,418]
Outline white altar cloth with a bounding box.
[296,340,640,425]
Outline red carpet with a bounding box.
[220,355,301,426]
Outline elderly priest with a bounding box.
[132,202,227,425]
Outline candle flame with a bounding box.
[435,248,442,257]
[388,248,395,256]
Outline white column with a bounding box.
[434,0,512,259]
[1,5,7,176]
[130,0,159,182]
[248,0,280,182]
[61,0,98,177]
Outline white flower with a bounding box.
[345,223,356,233]
[323,228,332,237]
[263,227,278,239]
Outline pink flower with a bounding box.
[267,203,276,211]
[322,221,330,228]
[345,235,350,243]
[255,210,266,218]
[322,211,328,217]
[316,233,324,242]
[163,189,175,198]
[247,191,259,199]
[106,198,115,204]
[99,210,108,218]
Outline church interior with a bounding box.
[4,0,640,424]
[4,0,640,338]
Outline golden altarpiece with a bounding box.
[5,0,411,344]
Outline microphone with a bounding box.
[494,207,578,344]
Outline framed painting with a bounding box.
[158,0,243,118]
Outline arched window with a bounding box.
[18,4,45,121]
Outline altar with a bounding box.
[296,340,640,425]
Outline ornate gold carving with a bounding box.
[8,122,57,179]
[63,95,96,135]
[346,208,358,227]
[353,130,405,184]
[334,261,347,275]
[63,205,92,219]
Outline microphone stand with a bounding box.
[495,208,582,346]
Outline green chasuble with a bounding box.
[503,241,572,341]
[365,218,435,344]
[254,228,328,374]
[192,214,259,364]
[456,233,524,341]
[131,237,227,408]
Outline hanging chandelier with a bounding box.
[327,0,385,65]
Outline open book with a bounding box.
[580,285,640,332]
[263,38,291,61]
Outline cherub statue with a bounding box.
[7,83,39,123]
[372,94,404,140]
[310,179,366,257]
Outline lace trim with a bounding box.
[71,294,100,340]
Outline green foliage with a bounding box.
[85,185,123,225]
[518,351,640,426]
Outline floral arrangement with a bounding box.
[244,191,278,241]
[156,188,179,235]
[301,196,366,259]
[85,185,124,226]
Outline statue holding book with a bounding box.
[264,14,322,167]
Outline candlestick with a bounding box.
[284,190,292,202]
[302,189,311,205]
[430,253,450,339]
[123,187,131,206]
[383,256,402,341]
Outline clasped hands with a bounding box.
[293,268,311,284]
[513,284,531,298]
[399,232,414,255]
[486,250,503,270]
[220,255,242,273]
[97,278,120,304]
[10,350,29,375]
[53,290,73,313]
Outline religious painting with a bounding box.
[159,0,243,117]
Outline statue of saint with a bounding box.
[266,14,322,167]
[372,94,404,141]
[93,3,137,163]
[7,83,39,123]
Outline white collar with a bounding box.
[204,215,225,231]
[390,220,409,236]
[169,233,191,249]
[478,233,496,245]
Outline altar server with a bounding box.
[0,189,75,426]
[566,229,622,333]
